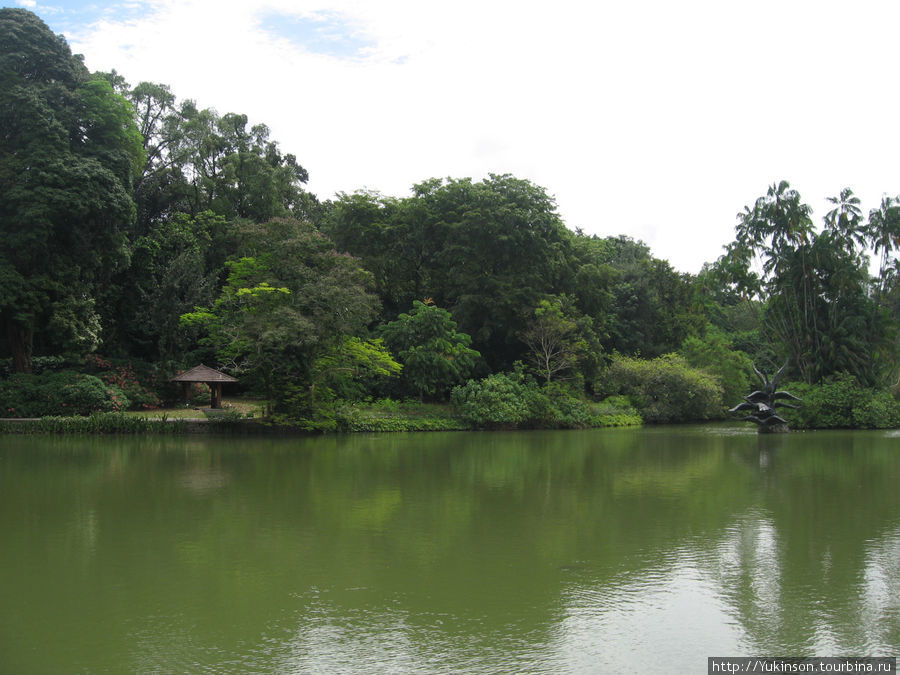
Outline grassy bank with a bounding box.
[1,398,642,434]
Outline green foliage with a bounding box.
[680,327,753,410]
[9,5,900,415]
[333,399,467,432]
[180,219,379,412]
[451,368,535,428]
[520,296,592,385]
[575,235,705,358]
[380,300,479,399]
[115,73,317,229]
[734,182,895,386]
[589,396,644,427]
[530,381,594,428]
[450,366,632,429]
[0,371,129,417]
[100,210,223,363]
[326,175,574,370]
[602,354,724,423]
[203,409,250,426]
[172,106,314,223]
[310,337,402,406]
[0,412,185,434]
[0,355,72,378]
[1,9,140,373]
[785,374,900,429]
[83,355,162,409]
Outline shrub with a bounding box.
[786,374,900,429]
[83,356,162,409]
[451,368,535,428]
[451,366,633,429]
[0,371,130,417]
[602,353,723,423]
[590,396,643,427]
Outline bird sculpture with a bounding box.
[729,361,801,433]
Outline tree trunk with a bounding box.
[4,313,34,374]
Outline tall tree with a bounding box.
[734,182,894,385]
[380,300,480,400]
[866,195,900,300]
[181,219,379,411]
[0,9,142,372]
[519,296,589,385]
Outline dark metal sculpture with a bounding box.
[729,361,801,433]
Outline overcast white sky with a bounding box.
[12,0,900,272]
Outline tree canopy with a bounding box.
[1,8,142,373]
[6,7,900,426]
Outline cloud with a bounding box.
[257,10,374,59]
[55,0,900,272]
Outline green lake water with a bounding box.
[1,425,898,673]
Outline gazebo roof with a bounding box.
[169,364,237,383]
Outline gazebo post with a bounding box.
[182,382,191,404]
[212,383,223,408]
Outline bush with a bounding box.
[590,395,644,427]
[83,355,163,409]
[0,371,130,417]
[528,382,600,429]
[786,374,900,429]
[602,354,724,423]
[451,366,635,429]
[451,368,536,428]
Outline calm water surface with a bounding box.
[1,426,898,672]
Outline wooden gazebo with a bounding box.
[170,365,237,408]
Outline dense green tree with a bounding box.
[0,9,142,373]
[414,175,573,365]
[171,103,315,223]
[308,336,401,408]
[326,175,575,370]
[181,219,379,411]
[100,211,224,363]
[576,236,704,357]
[322,190,413,315]
[380,300,480,400]
[125,79,194,230]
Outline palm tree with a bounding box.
[824,188,866,254]
[866,195,900,299]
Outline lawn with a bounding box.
[125,398,266,419]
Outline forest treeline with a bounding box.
[4,8,900,429]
